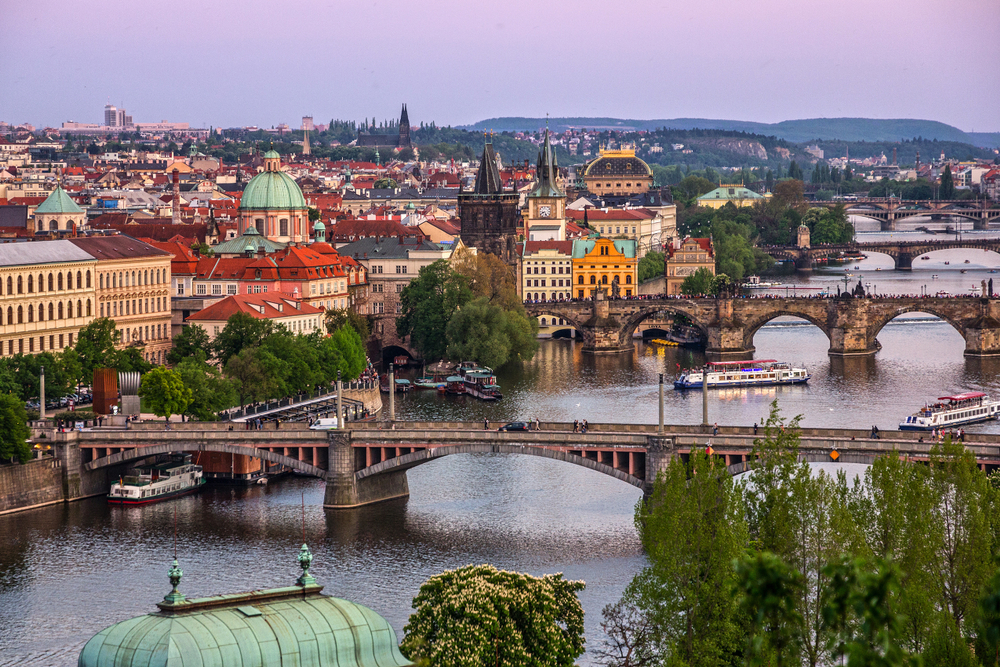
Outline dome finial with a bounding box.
[164,559,185,604]
[296,544,316,586]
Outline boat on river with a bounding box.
[463,371,502,400]
[665,324,704,348]
[442,376,466,395]
[414,375,447,390]
[107,454,204,505]
[674,360,810,389]
[899,392,1000,430]
[743,275,783,289]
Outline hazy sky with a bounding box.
[3,0,998,131]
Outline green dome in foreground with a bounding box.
[79,546,412,667]
[240,169,307,210]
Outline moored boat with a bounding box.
[899,392,1000,430]
[414,375,447,390]
[674,359,810,389]
[463,371,502,400]
[107,454,204,505]
[443,376,466,395]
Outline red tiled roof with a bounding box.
[186,293,325,322]
[523,240,574,254]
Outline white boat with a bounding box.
[743,275,782,288]
[674,359,810,389]
[463,371,502,400]
[899,392,1000,430]
[107,454,204,505]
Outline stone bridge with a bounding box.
[811,199,1000,231]
[767,238,1000,270]
[43,421,1000,508]
[525,292,1000,356]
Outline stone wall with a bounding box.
[0,457,64,514]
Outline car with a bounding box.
[309,418,340,430]
[497,422,529,432]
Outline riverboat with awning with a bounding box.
[674,360,810,389]
[899,392,1000,430]
[107,454,204,505]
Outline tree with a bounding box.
[922,614,977,667]
[940,165,955,200]
[75,317,120,381]
[787,160,803,180]
[977,565,1000,667]
[0,393,31,463]
[680,267,715,295]
[452,249,521,312]
[307,207,321,222]
[397,260,472,361]
[212,312,275,365]
[139,367,191,422]
[736,551,804,667]
[116,347,153,374]
[628,449,746,666]
[224,348,272,408]
[637,251,664,284]
[593,601,659,667]
[175,357,236,421]
[400,564,585,667]
[445,297,538,369]
[325,308,371,341]
[168,325,212,365]
[319,324,367,381]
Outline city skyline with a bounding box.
[3,0,998,132]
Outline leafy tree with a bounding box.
[116,347,153,374]
[672,176,716,205]
[628,449,746,666]
[736,551,804,667]
[922,614,977,667]
[977,565,1000,667]
[212,313,275,365]
[319,324,367,381]
[787,160,803,180]
[397,260,472,361]
[400,564,585,667]
[75,317,120,381]
[325,308,371,341]
[168,325,212,365]
[59,348,84,391]
[940,164,955,200]
[258,331,324,397]
[139,367,192,422]
[680,267,715,295]
[637,251,664,283]
[175,357,236,421]
[452,249,522,312]
[0,359,20,397]
[307,207,321,222]
[593,601,659,667]
[7,352,71,400]
[373,177,398,189]
[224,348,272,408]
[0,393,32,463]
[445,297,538,369]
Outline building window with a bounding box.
[396,265,407,274]
[196,284,206,295]
[177,283,185,296]
[227,284,237,295]
[395,283,404,293]
[212,284,222,295]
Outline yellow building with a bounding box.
[696,183,768,209]
[664,237,715,295]
[582,144,654,196]
[571,238,638,299]
[521,240,576,337]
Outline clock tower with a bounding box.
[525,129,566,241]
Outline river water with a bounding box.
[3,223,1000,666]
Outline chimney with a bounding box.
[171,169,180,224]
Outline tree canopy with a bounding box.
[0,393,31,463]
[396,260,472,361]
[139,367,192,422]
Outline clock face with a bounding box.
[539,205,551,218]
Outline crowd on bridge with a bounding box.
[523,289,995,306]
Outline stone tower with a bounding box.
[398,104,411,148]
[458,141,520,264]
[797,223,811,248]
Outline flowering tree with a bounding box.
[401,564,585,667]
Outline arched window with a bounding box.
[17,275,22,294]
[144,270,148,285]
[541,318,547,326]
[37,220,45,232]
[49,220,58,231]
[58,302,63,319]
[27,275,33,293]
[578,276,584,285]
[131,271,136,286]
[17,306,23,324]
[67,272,73,290]
[48,303,54,320]
[57,273,63,290]
[4,307,10,324]
[625,275,632,284]
[77,300,82,316]
[39,274,44,291]
[27,305,33,323]
[86,270,91,288]
[100,274,104,289]
[601,275,608,284]
[67,301,73,318]
[86,299,92,316]
[589,275,596,285]
[4,277,9,295]
[76,271,82,289]
[280,219,289,236]
[100,302,104,317]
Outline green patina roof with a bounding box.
[80,547,413,667]
[213,224,287,254]
[240,171,307,211]
[263,150,280,159]
[697,186,765,202]
[35,185,84,214]
[571,238,637,259]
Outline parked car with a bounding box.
[497,422,529,432]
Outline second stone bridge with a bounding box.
[525,293,1000,356]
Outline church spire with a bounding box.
[529,128,563,198]
[472,139,503,195]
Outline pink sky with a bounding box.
[3,0,998,131]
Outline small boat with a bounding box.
[648,338,679,347]
[936,290,950,297]
[964,259,971,264]
[414,375,447,390]
[443,376,465,395]
[899,392,1000,430]
[108,454,204,505]
[463,371,502,400]
[853,265,860,269]
[960,269,968,274]
[665,324,704,348]
[743,275,782,289]
[932,274,939,279]
[674,360,810,389]
[379,377,412,392]
[921,256,931,260]
[989,270,998,274]
[944,261,950,265]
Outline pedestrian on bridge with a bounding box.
[484,418,489,431]
[713,423,719,436]
[753,421,758,436]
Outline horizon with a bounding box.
[3,0,998,132]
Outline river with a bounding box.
[3,233,1000,666]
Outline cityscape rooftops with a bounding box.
[0,239,95,266]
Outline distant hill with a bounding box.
[463,117,1000,149]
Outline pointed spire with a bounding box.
[163,559,185,604]
[471,141,503,195]
[529,128,563,199]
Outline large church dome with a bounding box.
[240,151,307,211]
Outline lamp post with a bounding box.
[336,370,343,428]
[39,365,45,421]
[388,363,395,423]
[658,373,664,434]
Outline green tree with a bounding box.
[116,347,153,374]
[373,177,398,189]
[445,297,538,369]
[922,614,977,667]
[788,160,803,180]
[637,251,664,283]
[736,551,804,667]
[396,260,472,361]
[224,347,272,408]
[452,248,522,312]
[75,317,120,381]
[175,357,236,421]
[307,207,321,222]
[628,449,746,666]
[168,325,212,365]
[0,393,32,463]
[400,564,585,667]
[325,308,371,341]
[58,348,84,391]
[977,565,1000,667]
[680,267,715,295]
[212,312,275,365]
[139,367,192,422]
[940,164,955,200]
[319,325,367,381]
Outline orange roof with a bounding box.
[186,293,325,322]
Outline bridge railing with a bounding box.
[220,380,378,421]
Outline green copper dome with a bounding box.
[35,185,84,214]
[263,149,280,159]
[240,170,307,211]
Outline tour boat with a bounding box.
[443,376,466,395]
[964,259,971,264]
[414,375,447,390]
[379,377,412,393]
[899,392,1000,430]
[107,455,204,505]
[674,360,810,389]
[463,371,503,400]
[921,256,930,260]
[743,275,782,289]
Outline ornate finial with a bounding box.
[164,559,185,604]
[296,543,316,586]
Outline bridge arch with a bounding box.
[618,305,707,348]
[356,443,645,489]
[741,309,832,351]
[83,443,327,478]
[524,308,592,345]
[867,306,968,348]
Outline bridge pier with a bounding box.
[963,312,1000,357]
[880,216,896,232]
[794,256,813,272]
[975,214,990,231]
[644,436,674,496]
[323,432,409,508]
[895,253,913,271]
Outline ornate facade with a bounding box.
[238,151,309,245]
[582,144,653,196]
[458,142,520,264]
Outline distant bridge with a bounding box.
[40,421,1000,508]
[811,199,1000,231]
[766,238,1000,270]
